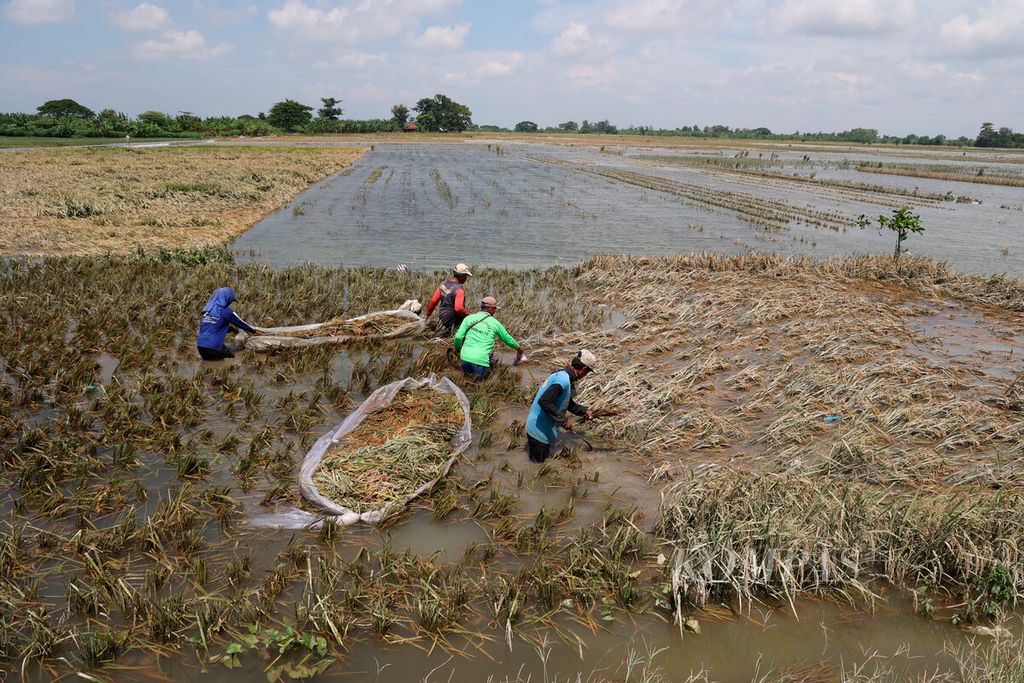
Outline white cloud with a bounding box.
[938,0,1024,59]
[604,0,686,32]
[314,50,389,70]
[130,29,232,60]
[565,62,619,90]
[3,0,76,25]
[773,0,916,36]
[193,0,260,26]
[111,2,169,31]
[348,83,391,101]
[897,60,983,88]
[435,51,526,86]
[475,52,523,78]
[267,0,459,43]
[549,21,617,58]
[411,21,469,50]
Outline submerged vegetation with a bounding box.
[857,161,1024,187]
[0,247,1022,679]
[0,145,365,254]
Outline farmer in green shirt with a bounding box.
[453,296,523,380]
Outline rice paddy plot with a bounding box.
[231,142,1023,276]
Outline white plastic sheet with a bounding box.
[238,308,424,351]
[249,375,471,528]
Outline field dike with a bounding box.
[0,249,1022,680]
[0,145,366,255]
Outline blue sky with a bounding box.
[1,0,1022,137]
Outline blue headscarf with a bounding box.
[203,287,236,318]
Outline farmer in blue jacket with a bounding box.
[525,350,598,463]
[196,287,261,360]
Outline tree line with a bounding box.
[510,121,1023,148]
[3,98,1021,149]
[0,94,475,139]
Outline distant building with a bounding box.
[403,122,418,132]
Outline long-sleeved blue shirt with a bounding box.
[196,287,255,350]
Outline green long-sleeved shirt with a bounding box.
[453,312,520,367]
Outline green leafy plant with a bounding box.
[857,207,924,261]
[219,625,331,680]
[952,564,1015,624]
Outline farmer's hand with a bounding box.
[585,409,594,421]
[563,419,573,432]
[513,350,524,366]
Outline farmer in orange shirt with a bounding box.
[423,263,473,335]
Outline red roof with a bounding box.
[403,122,418,131]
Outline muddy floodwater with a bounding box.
[232,142,1023,276]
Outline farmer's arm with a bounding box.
[424,287,442,318]
[567,385,589,417]
[538,383,569,426]
[452,317,470,351]
[223,307,255,334]
[453,289,470,316]
[567,399,589,417]
[493,321,520,350]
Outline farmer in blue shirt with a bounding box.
[525,350,598,463]
[196,287,261,360]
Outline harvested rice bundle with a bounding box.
[275,312,414,339]
[308,383,467,517]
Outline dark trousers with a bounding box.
[527,435,552,463]
[440,316,465,336]
[197,345,234,360]
[461,360,490,381]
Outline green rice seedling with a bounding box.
[78,628,128,670]
[144,594,189,643]
[175,451,210,479]
[554,498,575,524]
[314,519,337,546]
[67,579,104,617]
[415,592,448,634]
[280,536,310,568]
[491,518,517,542]
[533,566,562,611]
[431,487,459,521]
[225,554,253,589]
[473,489,516,520]
[485,576,521,627]
[21,607,70,663]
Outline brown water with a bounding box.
[140,592,988,682]
[231,142,1024,276]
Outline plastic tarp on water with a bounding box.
[249,375,472,528]
[238,308,424,351]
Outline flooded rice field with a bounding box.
[232,142,1023,276]
[3,252,1023,681]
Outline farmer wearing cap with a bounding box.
[453,296,523,381]
[424,263,473,335]
[196,287,262,360]
[525,351,597,463]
